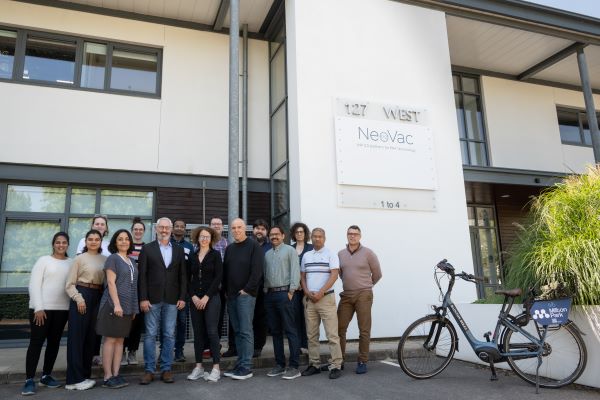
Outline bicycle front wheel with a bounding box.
[503,321,587,388]
[398,315,457,379]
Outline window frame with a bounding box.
[557,106,599,147]
[0,183,156,292]
[453,72,490,167]
[0,25,162,98]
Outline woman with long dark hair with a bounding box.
[186,226,223,382]
[76,215,111,257]
[96,229,138,389]
[21,232,72,396]
[65,229,106,391]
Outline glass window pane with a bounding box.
[461,76,478,93]
[271,105,287,171]
[110,49,158,93]
[557,109,581,144]
[0,221,61,288]
[0,29,17,80]
[68,217,93,246]
[464,95,484,141]
[6,186,66,213]
[469,142,488,166]
[460,140,469,165]
[23,36,76,84]
[467,207,475,226]
[99,190,153,216]
[270,44,286,112]
[476,207,495,227]
[110,218,152,243]
[452,74,460,91]
[478,228,499,285]
[70,188,97,214]
[272,166,288,217]
[455,93,466,138]
[81,42,106,89]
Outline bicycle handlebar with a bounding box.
[436,259,484,283]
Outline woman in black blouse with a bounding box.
[186,226,223,383]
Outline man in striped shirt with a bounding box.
[300,228,343,379]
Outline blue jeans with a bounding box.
[227,293,256,370]
[144,302,177,372]
[265,291,300,368]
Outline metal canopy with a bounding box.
[15,0,278,38]
[446,15,600,91]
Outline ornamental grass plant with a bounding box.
[505,165,600,305]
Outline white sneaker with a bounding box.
[204,368,221,382]
[120,352,128,366]
[65,380,95,391]
[187,366,205,381]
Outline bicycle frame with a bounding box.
[434,273,548,363]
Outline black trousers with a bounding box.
[66,286,101,384]
[25,309,68,379]
[124,312,144,352]
[227,287,267,352]
[190,296,221,364]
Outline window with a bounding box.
[0,29,17,80]
[558,107,599,146]
[468,205,501,299]
[453,73,489,166]
[0,184,155,289]
[269,19,289,231]
[0,26,162,97]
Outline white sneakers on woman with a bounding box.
[187,366,204,381]
[204,368,221,382]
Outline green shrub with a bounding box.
[505,166,600,305]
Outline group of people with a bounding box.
[22,214,382,395]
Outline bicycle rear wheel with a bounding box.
[503,321,587,388]
[398,315,457,379]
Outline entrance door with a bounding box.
[468,206,502,299]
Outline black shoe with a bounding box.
[329,368,342,379]
[301,366,321,376]
[174,353,186,362]
[222,348,237,358]
[252,348,262,358]
[320,363,344,371]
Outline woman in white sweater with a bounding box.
[22,232,73,396]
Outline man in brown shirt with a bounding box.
[337,225,382,374]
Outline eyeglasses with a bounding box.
[199,235,211,240]
[157,225,172,230]
[347,232,361,236]
[295,230,304,234]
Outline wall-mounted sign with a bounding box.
[334,98,437,191]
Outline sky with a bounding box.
[524,0,600,19]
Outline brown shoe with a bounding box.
[161,370,174,383]
[140,372,154,385]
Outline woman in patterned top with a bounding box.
[96,229,138,389]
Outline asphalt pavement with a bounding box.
[1,358,598,400]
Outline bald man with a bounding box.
[222,218,264,380]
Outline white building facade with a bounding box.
[0,0,599,340]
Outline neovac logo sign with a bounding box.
[334,98,436,191]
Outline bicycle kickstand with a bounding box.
[488,360,498,381]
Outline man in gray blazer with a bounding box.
[138,217,187,384]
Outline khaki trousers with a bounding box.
[337,289,373,363]
[304,294,343,369]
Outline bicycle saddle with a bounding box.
[495,288,522,297]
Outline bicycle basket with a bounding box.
[529,297,572,325]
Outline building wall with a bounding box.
[0,1,270,179]
[286,0,475,339]
[482,76,597,173]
